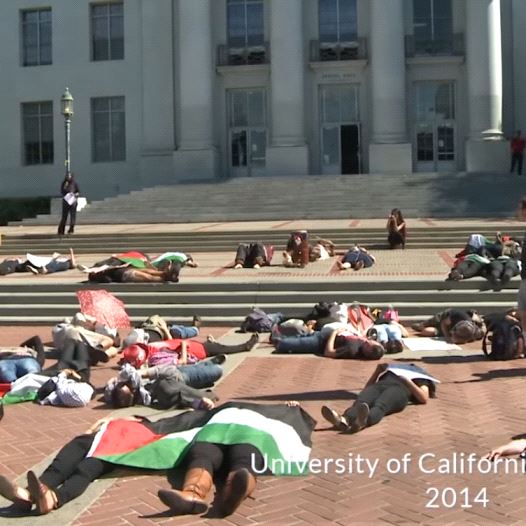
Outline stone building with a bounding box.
[0,0,522,198]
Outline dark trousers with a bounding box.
[183,442,265,476]
[485,259,520,283]
[58,200,77,235]
[203,339,254,357]
[455,259,486,279]
[54,339,91,382]
[39,434,114,507]
[235,243,266,268]
[343,378,410,427]
[511,152,523,175]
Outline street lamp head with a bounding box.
[61,87,74,117]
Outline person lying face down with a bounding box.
[321,362,438,434]
[88,262,181,283]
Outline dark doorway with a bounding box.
[341,124,360,174]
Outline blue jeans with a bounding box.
[275,331,326,354]
[372,324,402,343]
[0,357,41,382]
[169,325,199,339]
[178,362,223,389]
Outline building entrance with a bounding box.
[320,84,361,174]
[413,81,456,172]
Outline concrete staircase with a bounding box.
[0,226,523,255]
[0,278,517,326]
[0,221,520,326]
[9,172,526,225]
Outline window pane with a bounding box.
[227,2,246,48]
[339,0,357,41]
[93,112,111,161]
[92,4,108,17]
[22,9,52,66]
[250,129,266,166]
[321,86,340,123]
[92,17,109,60]
[22,102,53,165]
[22,11,38,24]
[110,3,123,15]
[110,12,124,59]
[231,91,248,127]
[111,111,126,161]
[339,86,358,122]
[248,91,265,127]
[437,125,454,160]
[319,0,338,42]
[322,126,339,165]
[246,2,264,46]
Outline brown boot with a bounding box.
[221,468,256,516]
[157,468,212,516]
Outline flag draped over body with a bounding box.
[87,402,315,475]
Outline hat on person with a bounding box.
[122,344,147,368]
[122,328,149,348]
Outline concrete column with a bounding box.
[266,0,308,175]
[173,0,217,180]
[368,0,411,173]
[139,0,175,185]
[465,0,507,171]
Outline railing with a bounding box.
[310,37,368,62]
[217,42,270,67]
[405,33,464,57]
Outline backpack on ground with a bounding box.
[482,319,524,360]
[240,308,273,333]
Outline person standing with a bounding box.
[510,130,526,175]
[57,173,80,236]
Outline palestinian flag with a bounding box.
[116,251,150,269]
[87,402,315,475]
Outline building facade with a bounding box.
[0,0,523,199]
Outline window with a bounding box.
[22,102,54,165]
[21,8,52,66]
[320,85,359,124]
[319,0,357,43]
[413,0,452,55]
[227,0,264,48]
[91,97,126,162]
[91,2,124,61]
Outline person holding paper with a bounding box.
[57,172,80,236]
[321,363,438,433]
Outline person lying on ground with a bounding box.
[337,245,376,271]
[273,326,385,360]
[0,250,76,276]
[88,262,181,283]
[233,242,273,269]
[104,361,222,410]
[53,315,120,365]
[151,252,198,269]
[120,314,202,348]
[366,321,409,354]
[411,308,485,344]
[0,336,46,383]
[121,333,260,369]
[0,401,314,517]
[321,362,438,433]
[282,231,335,267]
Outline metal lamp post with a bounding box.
[60,87,74,177]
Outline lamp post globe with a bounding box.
[61,87,74,177]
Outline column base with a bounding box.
[266,144,309,175]
[465,139,509,172]
[369,143,412,174]
[172,147,219,181]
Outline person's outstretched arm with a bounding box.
[483,439,526,460]
[364,363,388,387]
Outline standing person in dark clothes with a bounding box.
[510,130,526,175]
[57,173,80,236]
